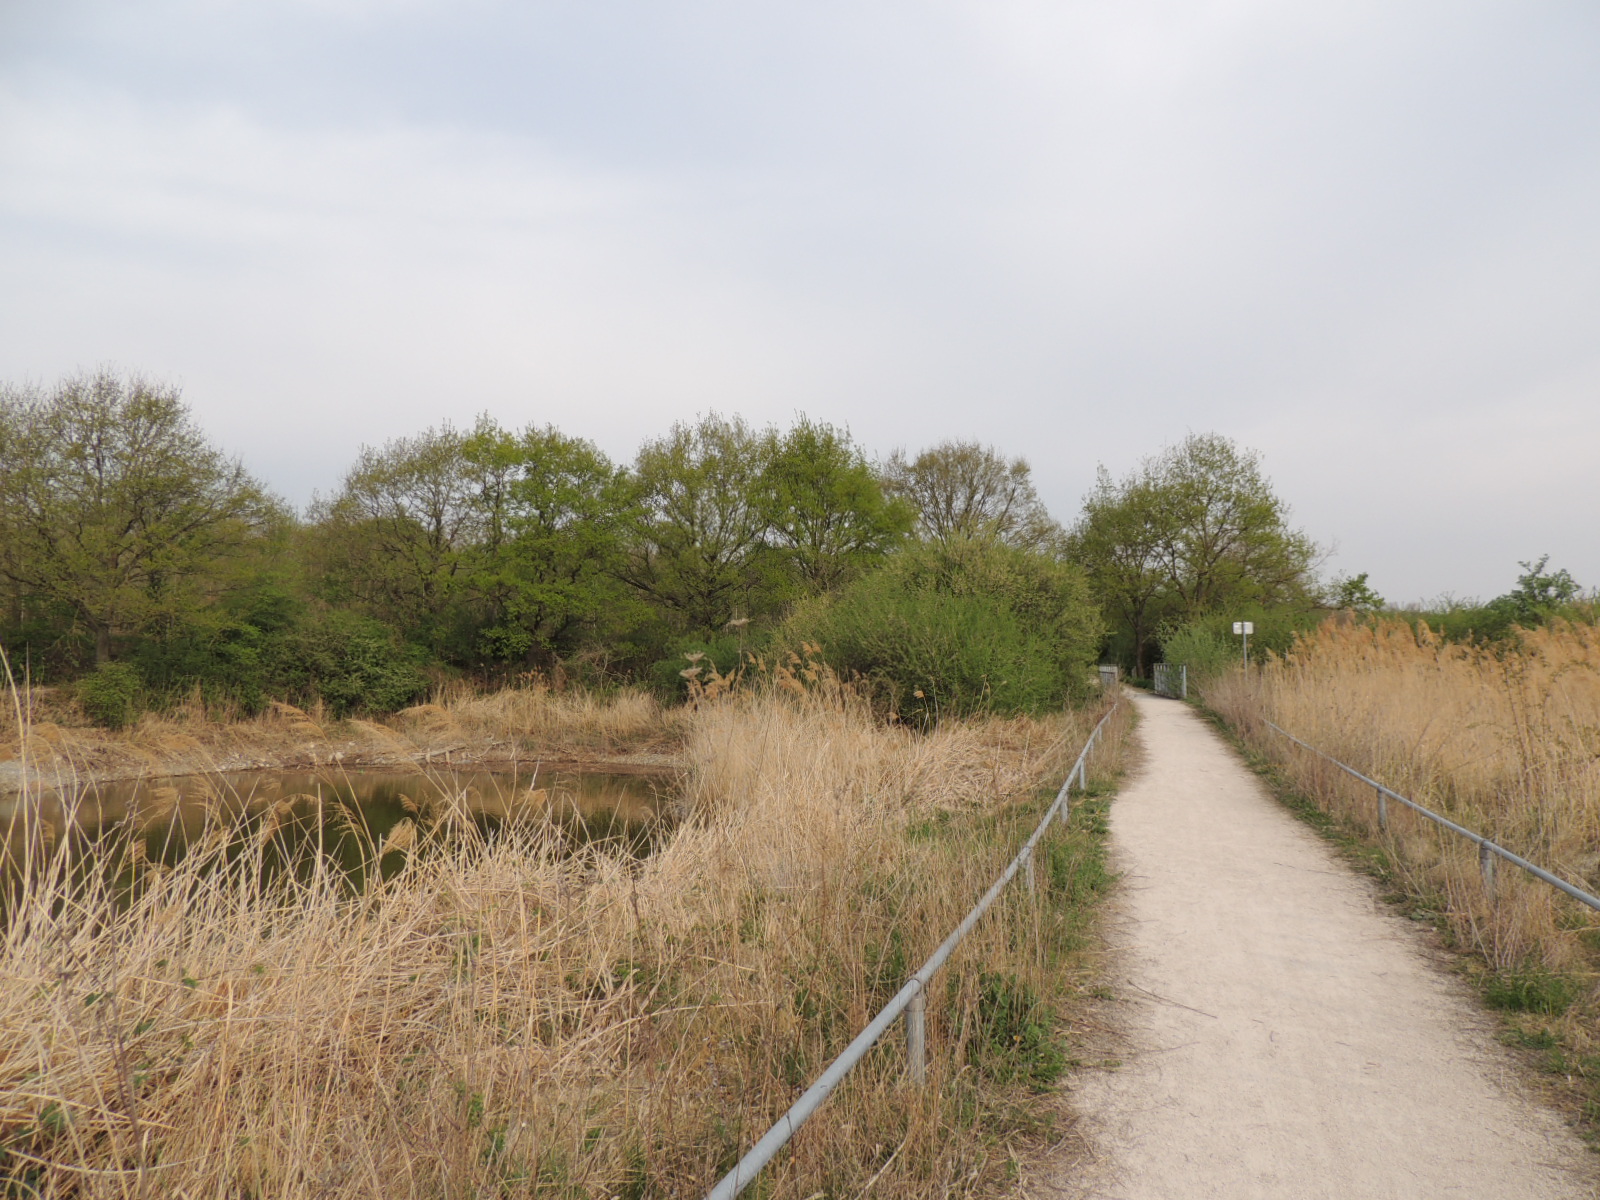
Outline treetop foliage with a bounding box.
[18,369,1542,715]
[880,440,1063,552]
[1070,433,1319,673]
[0,371,281,665]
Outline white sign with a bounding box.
[1233,621,1254,635]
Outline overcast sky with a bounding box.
[2,1,1596,605]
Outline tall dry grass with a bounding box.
[434,683,680,757]
[1,670,1127,1199]
[0,683,681,799]
[1208,617,1600,984]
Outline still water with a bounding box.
[1,765,675,901]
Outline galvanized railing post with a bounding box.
[1480,842,1497,903]
[905,988,927,1086]
[1023,845,1036,894]
[1376,786,1388,832]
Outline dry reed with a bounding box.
[1,669,1127,1199]
[1207,617,1600,988]
[1,684,681,800]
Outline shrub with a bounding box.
[645,631,766,699]
[271,611,430,717]
[76,662,142,729]
[786,537,1102,724]
[1158,621,1239,685]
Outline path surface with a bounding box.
[1057,693,1595,1200]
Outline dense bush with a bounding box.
[1158,603,1327,678]
[1157,622,1237,683]
[786,538,1102,724]
[271,611,431,717]
[76,662,143,729]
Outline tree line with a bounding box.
[2,370,1344,721]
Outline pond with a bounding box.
[0,764,676,910]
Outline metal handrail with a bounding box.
[1264,720,1600,913]
[702,701,1120,1200]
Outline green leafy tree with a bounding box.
[1069,467,1172,675]
[620,414,775,631]
[880,440,1063,551]
[461,421,638,664]
[1486,556,1581,629]
[754,417,912,594]
[1071,434,1317,673]
[0,371,279,665]
[306,422,480,653]
[1329,571,1385,612]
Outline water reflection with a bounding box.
[1,765,674,911]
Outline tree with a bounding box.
[1070,434,1317,674]
[619,414,774,631]
[0,371,278,665]
[880,440,1063,551]
[754,417,912,594]
[1069,467,1172,675]
[1486,556,1581,629]
[461,421,636,663]
[306,422,480,652]
[1146,434,1317,617]
[1329,572,1385,612]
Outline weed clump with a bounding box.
[75,661,142,728]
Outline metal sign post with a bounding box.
[1233,621,1254,668]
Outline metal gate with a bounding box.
[1153,662,1187,699]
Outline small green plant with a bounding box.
[77,661,143,728]
[968,971,1066,1088]
[1481,965,1580,1015]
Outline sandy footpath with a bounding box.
[1056,692,1596,1200]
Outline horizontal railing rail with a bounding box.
[702,700,1121,1200]
[1264,720,1600,913]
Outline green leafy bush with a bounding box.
[271,611,430,717]
[77,662,143,729]
[1158,622,1239,685]
[785,537,1102,724]
[645,632,765,698]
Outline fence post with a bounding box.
[1376,786,1388,832]
[906,989,927,1085]
[1023,845,1036,894]
[1480,843,1497,903]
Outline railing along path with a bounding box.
[1264,720,1600,912]
[702,701,1120,1200]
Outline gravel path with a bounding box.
[1057,692,1596,1200]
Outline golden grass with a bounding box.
[434,683,681,757]
[1207,617,1600,982]
[1,673,1127,1199]
[0,683,681,796]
